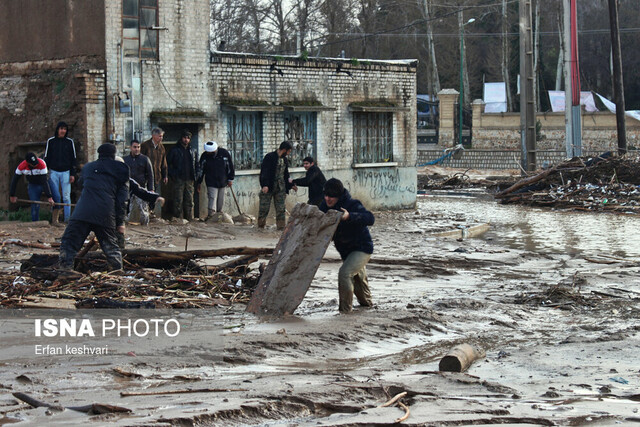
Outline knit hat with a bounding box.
[323,178,344,198]
[97,143,117,158]
[181,129,193,138]
[204,141,218,152]
[25,152,38,166]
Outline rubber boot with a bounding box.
[51,209,63,227]
[257,218,266,229]
[276,219,286,230]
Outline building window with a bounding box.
[353,112,393,163]
[227,112,263,170]
[284,112,317,167]
[122,0,159,59]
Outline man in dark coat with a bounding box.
[292,156,326,206]
[58,143,129,271]
[197,141,235,218]
[9,152,54,221]
[167,130,199,221]
[124,139,154,225]
[319,178,375,313]
[258,141,294,230]
[44,121,77,224]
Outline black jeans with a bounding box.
[59,220,123,271]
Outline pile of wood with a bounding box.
[495,154,640,212]
[0,247,273,309]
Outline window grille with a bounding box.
[353,112,393,163]
[227,112,263,170]
[284,112,317,167]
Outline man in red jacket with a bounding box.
[9,152,54,222]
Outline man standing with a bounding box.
[124,139,154,225]
[58,143,129,272]
[44,121,77,224]
[197,141,235,219]
[167,130,198,221]
[292,156,326,206]
[258,141,295,230]
[9,152,54,222]
[140,127,168,217]
[319,178,375,313]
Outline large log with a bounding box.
[439,343,486,373]
[246,203,342,316]
[20,247,274,271]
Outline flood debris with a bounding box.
[1,247,273,308]
[12,392,131,415]
[495,154,640,212]
[439,343,486,373]
[246,204,342,316]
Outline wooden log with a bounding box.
[15,198,75,207]
[439,344,486,373]
[495,166,559,199]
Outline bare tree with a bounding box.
[418,0,440,99]
[501,0,514,111]
[263,0,296,54]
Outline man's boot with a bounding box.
[257,218,266,229]
[51,209,62,227]
[206,209,214,221]
[276,219,286,230]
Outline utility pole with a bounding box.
[564,0,582,158]
[519,0,536,172]
[608,0,627,155]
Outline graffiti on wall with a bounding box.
[353,168,415,199]
[324,130,351,159]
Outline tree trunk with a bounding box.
[420,0,440,99]
[502,0,513,111]
[459,11,471,106]
[555,14,563,91]
[534,0,541,112]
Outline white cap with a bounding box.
[204,141,218,152]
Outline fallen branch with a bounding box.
[495,165,558,199]
[379,391,407,408]
[120,387,248,397]
[12,392,131,414]
[395,401,410,423]
[1,239,54,250]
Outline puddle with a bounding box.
[420,194,640,257]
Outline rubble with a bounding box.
[495,154,640,212]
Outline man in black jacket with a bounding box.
[319,178,375,313]
[167,130,199,221]
[292,156,326,206]
[258,141,294,230]
[44,121,77,224]
[58,143,129,271]
[124,139,154,225]
[197,141,235,219]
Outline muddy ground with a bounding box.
[1,183,640,426]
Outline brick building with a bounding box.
[0,0,417,216]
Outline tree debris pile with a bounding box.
[0,249,271,309]
[495,155,640,212]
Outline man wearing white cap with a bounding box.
[197,141,235,219]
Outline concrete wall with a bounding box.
[0,0,105,63]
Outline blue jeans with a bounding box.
[49,170,71,221]
[27,184,44,221]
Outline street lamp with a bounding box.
[459,17,475,147]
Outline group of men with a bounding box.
[10,124,375,313]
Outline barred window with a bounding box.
[122,0,159,59]
[284,112,317,167]
[353,112,393,163]
[227,112,263,170]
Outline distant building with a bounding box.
[0,0,417,214]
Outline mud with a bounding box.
[1,191,640,426]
